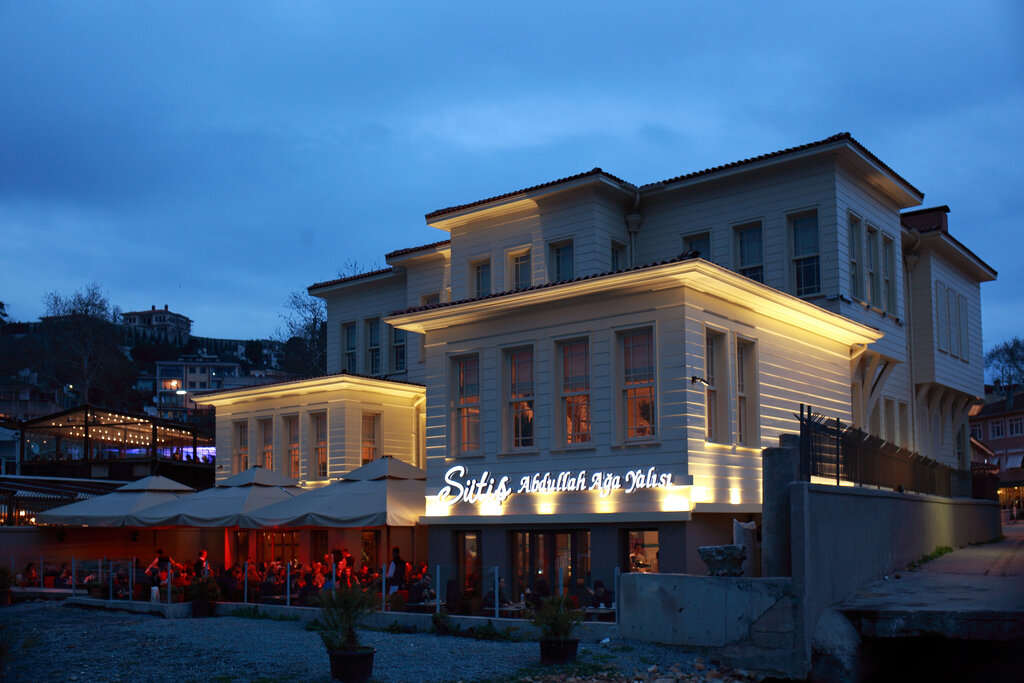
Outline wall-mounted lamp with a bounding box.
[690,376,710,387]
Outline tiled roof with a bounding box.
[642,133,924,198]
[974,392,1024,417]
[191,371,425,398]
[385,239,451,259]
[308,267,396,292]
[425,168,634,221]
[391,251,703,316]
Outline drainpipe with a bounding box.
[625,189,642,267]
[903,230,921,453]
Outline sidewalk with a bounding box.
[837,523,1024,640]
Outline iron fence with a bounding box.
[798,404,952,497]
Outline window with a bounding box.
[285,415,299,479]
[342,323,357,372]
[734,221,763,283]
[511,251,531,290]
[361,413,379,465]
[508,348,535,449]
[626,530,659,574]
[391,326,406,373]
[936,282,949,353]
[622,329,655,440]
[454,356,480,453]
[683,232,710,259]
[949,289,961,358]
[560,340,591,444]
[866,227,879,306]
[312,412,327,477]
[791,211,820,296]
[365,318,381,375]
[970,423,983,441]
[1009,417,1023,437]
[884,398,896,444]
[849,214,863,300]
[883,236,896,313]
[958,294,969,362]
[705,330,727,443]
[736,338,757,446]
[473,259,491,297]
[259,419,273,470]
[421,293,440,307]
[611,241,627,271]
[234,421,248,472]
[899,402,911,449]
[550,241,574,281]
[990,420,1005,440]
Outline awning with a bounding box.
[123,466,299,527]
[36,475,194,527]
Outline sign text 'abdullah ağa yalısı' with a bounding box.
[437,464,676,508]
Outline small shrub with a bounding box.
[530,595,581,642]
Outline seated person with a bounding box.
[589,580,614,608]
[526,578,551,609]
[483,577,512,608]
[53,565,72,588]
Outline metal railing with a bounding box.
[798,404,952,497]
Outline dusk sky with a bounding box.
[1,2,1021,350]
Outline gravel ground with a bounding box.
[0,601,760,683]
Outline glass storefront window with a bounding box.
[627,529,659,573]
[458,531,482,599]
[510,530,591,602]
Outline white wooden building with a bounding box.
[302,133,994,592]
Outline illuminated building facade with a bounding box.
[312,134,994,593]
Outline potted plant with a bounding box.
[186,575,221,617]
[0,567,12,606]
[530,594,582,665]
[312,586,379,683]
[84,577,105,599]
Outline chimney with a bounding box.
[164,304,168,311]
[151,305,156,311]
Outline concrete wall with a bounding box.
[619,573,801,678]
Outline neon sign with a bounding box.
[437,464,675,508]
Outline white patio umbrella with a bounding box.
[35,475,194,527]
[238,457,426,528]
[123,466,301,528]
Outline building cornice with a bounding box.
[388,258,882,347]
[189,372,424,407]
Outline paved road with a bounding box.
[838,522,1024,640]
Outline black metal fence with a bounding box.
[797,405,952,497]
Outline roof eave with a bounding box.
[426,174,635,230]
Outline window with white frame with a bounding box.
[1009,416,1023,437]
[285,415,300,479]
[391,326,406,373]
[883,236,896,314]
[365,318,381,375]
[560,340,591,444]
[312,412,327,477]
[790,211,820,296]
[705,329,727,443]
[990,420,1005,440]
[734,221,763,283]
[342,322,357,372]
[421,293,440,307]
[622,329,655,440]
[899,402,911,449]
[259,418,273,470]
[611,241,628,271]
[866,226,879,307]
[454,356,480,453]
[361,413,379,465]
[234,421,248,472]
[508,348,535,449]
[849,214,863,300]
[472,259,491,297]
[683,232,710,260]
[550,241,574,282]
[510,250,531,290]
[970,422,983,441]
[736,338,757,446]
